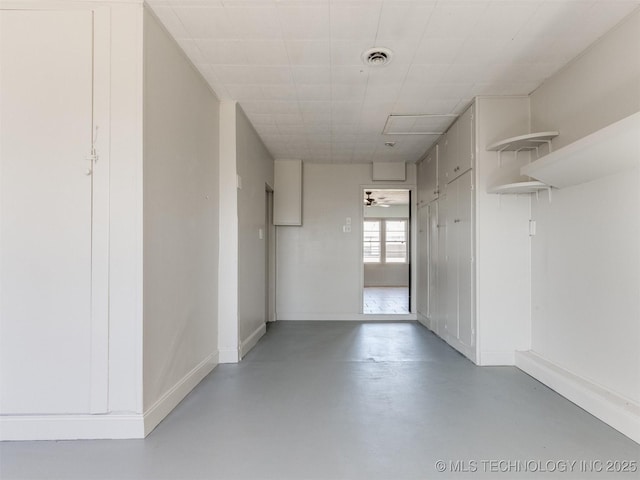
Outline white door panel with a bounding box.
[0,9,102,414]
[427,202,438,328]
[417,207,428,316]
[457,171,474,348]
[436,194,448,337]
[445,181,458,340]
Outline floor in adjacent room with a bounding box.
[363,286,409,314]
[1,322,638,480]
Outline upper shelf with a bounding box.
[487,181,549,195]
[487,132,559,152]
[521,112,640,188]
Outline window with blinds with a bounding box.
[363,219,407,264]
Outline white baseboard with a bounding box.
[143,351,218,436]
[417,312,431,330]
[0,413,144,441]
[0,351,219,441]
[239,323,266,359]
[440,335,476,364]
[276,313,418,321]
[478,350,515,366]
[515,350,640,444]
[219,348,239,364]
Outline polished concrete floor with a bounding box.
[1,322,638,479]
[363,287,409,314]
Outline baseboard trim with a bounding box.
[143,351,218,436]
[441,334,476,364]
[276,313,418,321]
[219,348,239,364]
[515,350,640,444]
[0,414,144,441]
[478,350,515,366]
[417,312,431,330]
[239,323,266,359]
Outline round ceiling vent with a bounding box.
[362,47,393,67]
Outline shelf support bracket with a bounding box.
[498,146,508,167]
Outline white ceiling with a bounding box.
[147,0,640,164]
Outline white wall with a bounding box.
[217,101,239,363]
[528,9,640,404]
[142,7,220,414]
[364,264,409,287]
[276,163,416,320]
[517,11,640,442]
[474,96,533,365]
[107,0,145,418]
[236,105,274,353]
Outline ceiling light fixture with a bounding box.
[362,47,393,67]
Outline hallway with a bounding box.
[1,322,638,479]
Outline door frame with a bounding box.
[265,184,276,323]
[359,185,417,316]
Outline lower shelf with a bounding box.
[487,180,549,194]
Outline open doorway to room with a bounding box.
[362,189,410,314]
[265,185,276,324]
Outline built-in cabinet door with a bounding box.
[436,193,449,337]
[437,135,449,188]
[0,9,108,414]
[456,105,475,178]
[417,206,429,317]
[417,159,427,207]
[423,146,439,204]
[445,118,459,182]
[447,105,474,183]
[456,170,474,349]
[433,170,475,356]
[444,180,459,340]
[427,202,439,330]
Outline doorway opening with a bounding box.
[362,189,411,314]
[265,185,276,323]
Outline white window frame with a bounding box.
[363,218,409,264]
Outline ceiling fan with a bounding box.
[364,191,376,206]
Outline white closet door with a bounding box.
[424,146,438,204]
[417,207,428,317]
[427,202,439,331]
[0,9,99,414]
[445,181,459,340]
[436,194,449,337]
[456,170,474,349]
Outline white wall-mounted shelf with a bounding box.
[487,132,559,152]
[521,112,640,188]
[487,181,549,195]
